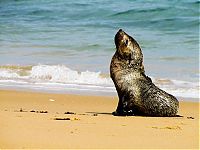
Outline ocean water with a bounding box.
[0,0,199,100]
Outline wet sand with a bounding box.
[0,90,199,149]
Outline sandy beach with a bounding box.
[0,0,199,149]
[0,90,199,149]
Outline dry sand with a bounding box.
[0,90,199,149]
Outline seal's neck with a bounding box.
[115,52,145,74]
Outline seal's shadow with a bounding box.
[141,114,183,118]
[85,112,184,118]
[86,112,183,117]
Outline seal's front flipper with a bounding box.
[112,111,121,116]
[113,95,135,116]
[112,110,134,116]
[112,110,126,116]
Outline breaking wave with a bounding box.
[0,64,199,99]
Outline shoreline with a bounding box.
[0,86,199,102]
[0,64,199,100]
[0,89,199,149]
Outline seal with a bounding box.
[110,29,179,116]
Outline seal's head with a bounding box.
[115,29,143,64]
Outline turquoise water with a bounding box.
[0,0,199,99]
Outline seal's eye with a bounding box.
[125,40,128,45]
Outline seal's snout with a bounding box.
[118,29,123,32]
[118,29,124,35]
[115,29,125,41]
[115,29,124,46]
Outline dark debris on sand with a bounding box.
[187,116,195,119]
[54,117,71,120]
[30,110,48,113]
[64,111,76,115]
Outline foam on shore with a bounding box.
[0,64,199,99]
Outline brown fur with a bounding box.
[110,29,179,116]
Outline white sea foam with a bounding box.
[0,64,199,100]
[0,69,20,79]
[30,65,112,85]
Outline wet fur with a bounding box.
[110,29,179,116]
